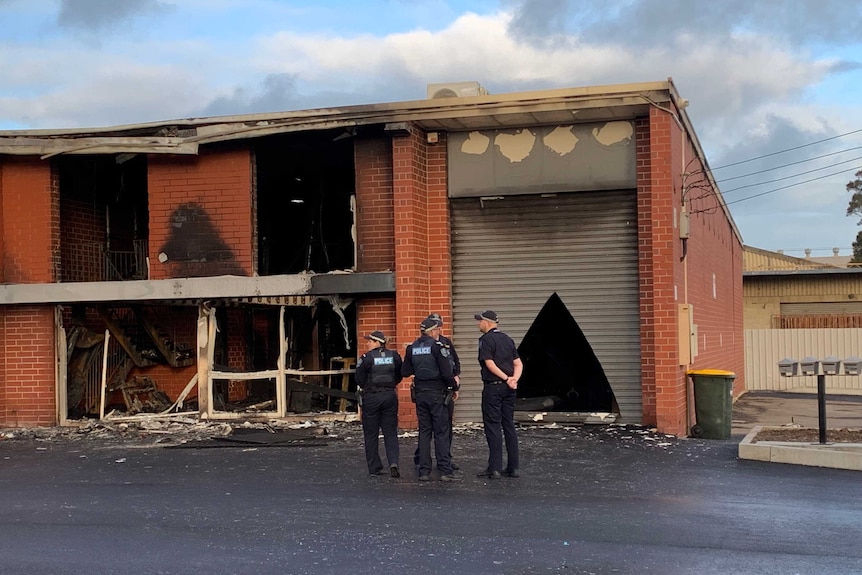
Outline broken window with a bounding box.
[58,154,149,282]
[255,131,356,275]
[62,299,359,421]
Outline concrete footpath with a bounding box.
[1,416,862,574]
[732,391,862,471]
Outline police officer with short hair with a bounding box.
[474,310,523,479]
[355,330,403,478]
[402,318,460,482]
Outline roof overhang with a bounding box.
[0,82,670,157]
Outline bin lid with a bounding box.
[686,369,736,377]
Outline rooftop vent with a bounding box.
[426,81,488,99]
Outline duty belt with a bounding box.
[364,386,394,393]
[484,379,505,385]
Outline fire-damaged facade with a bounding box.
[0,79,743,436]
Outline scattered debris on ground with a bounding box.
[0,416,687,450]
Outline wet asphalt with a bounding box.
[1,422,861,575]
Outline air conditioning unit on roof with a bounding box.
[426,81,489,99]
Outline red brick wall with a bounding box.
[353,128,452,429]
[0,307,57,426]
[638,108,744,436]
[683,144,746,394]
[0,158,60,426]
[60,197,107,282]
[1,157,59,283]
[226,308,250,402]
[147,146,254,279]
[355,137,395,271]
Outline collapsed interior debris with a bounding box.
[62,300,360,420]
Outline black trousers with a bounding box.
[361,389,399,474]
[481,382,519,473]
[413,397,455,468]
[415,389,452,476]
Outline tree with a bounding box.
[846,170,862,262]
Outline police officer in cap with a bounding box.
[474,310,523,479]
[412,313,462,472]
[401,318,460,482]
[355,330,403,478]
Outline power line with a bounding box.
[719,155,862,195]
[716,146,862,183]
[711,128,862,170]
[722,165,862,207]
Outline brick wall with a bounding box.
[353,128,452,429]
[60,197,107,282]
[0,307,57,426]
[638,108,744,436]
[355,137,395,271]
[147,146,254,279]
[0,158,59,426]
[1,157,59,284]
[683,138,746,394]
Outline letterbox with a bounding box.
[777,357,798,377]
[844,356,862,376]
[799,356,820,376]
[821,356,842,375]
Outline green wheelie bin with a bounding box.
[687,369,735,439]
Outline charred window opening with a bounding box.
[256,131,355,275]
[517,293,617,413]
[58,155,149,282]
[208,300,358,414]
[63,303,197,420]
[62,299,359,420]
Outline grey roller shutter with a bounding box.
[450,190,642,423]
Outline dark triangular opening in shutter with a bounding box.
[516,292,616,412]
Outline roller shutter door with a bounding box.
[450,190,642,423]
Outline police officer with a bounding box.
[431,313,461,469]
[355,330,403,478]
[474,310,523,479]
[412,313,462,472]
[401,318,460,482]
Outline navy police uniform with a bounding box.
[355,333,403,477]
[413,317,462,471]
[476,313,520,476]
[401,320,458,480]
[437,333,460,462]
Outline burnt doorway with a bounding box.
[255,131,356,275]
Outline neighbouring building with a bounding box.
[743,245,862,395]
[0,79,743,436]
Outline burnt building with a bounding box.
[0,80,743,436]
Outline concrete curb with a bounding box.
[739,425,862,471]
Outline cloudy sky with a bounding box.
[2,0,862,257]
